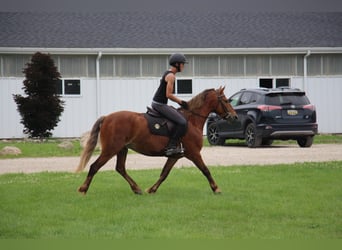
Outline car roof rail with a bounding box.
[259,87,270,91]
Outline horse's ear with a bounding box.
[219,85,225,94]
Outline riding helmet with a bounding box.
[169,53,188,66]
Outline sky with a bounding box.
[1,0,342,12]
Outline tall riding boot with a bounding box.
[165,137,184,156]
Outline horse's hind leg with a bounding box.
[115,147,142,194]
[146,157,178,194]
[78,153,114,194]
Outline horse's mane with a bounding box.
[187,88,215,110]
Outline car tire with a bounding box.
[207,123,225,145]
[245,123,262,148]
[297,136,314,147]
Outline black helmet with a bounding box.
[169,53,188,66]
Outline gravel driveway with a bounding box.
[0,144,341,174]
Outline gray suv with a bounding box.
[206,88,318,147]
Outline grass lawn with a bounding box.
[0,162,341,239]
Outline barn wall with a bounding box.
[305,77,342,134]
[0,78,25,138]
[1,76,341,138]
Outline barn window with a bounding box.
[271,55,298,76]
[64,79,81,95]
[220,55,244,76]
[142,55,167,77]
[194,55,218,76]
[115,55,140,77]
[59,55,87,77]
[54,79,81,95]
[175,79,192,94]
[2,54,30,77]
[259,78,290,88]
[246,55,270,76]
[323,54,342,75]
[100,56,114,77]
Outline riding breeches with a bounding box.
[151,102,187,139]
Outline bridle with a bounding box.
[217,94,234,120]
[184,91,234,120]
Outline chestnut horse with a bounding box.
[76,86,237,194]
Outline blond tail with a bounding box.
[75,116,105,173]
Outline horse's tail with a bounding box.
[75,116,105,173]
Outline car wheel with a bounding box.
[245,123,262,148]
[207,123,225,145]
[297,136,314,147]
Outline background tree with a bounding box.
[13,52,64,138]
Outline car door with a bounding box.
[222,92,245,135]
[230,91,257,137]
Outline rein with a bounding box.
[184,109,208,119]
[184,92,231,120]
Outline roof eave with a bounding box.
[1,47,342,55]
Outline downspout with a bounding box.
[303,50,311,91]
[96,51,102,117]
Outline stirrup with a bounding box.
[165,143,184,157]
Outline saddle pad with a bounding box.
[143,113,172,137]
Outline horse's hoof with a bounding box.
[214,188,222,194]
[78,186,88,194]
[134,189,143,195]
[145,188,156,194]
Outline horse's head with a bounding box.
[214,86,238,121]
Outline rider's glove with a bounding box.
[180,100,189,110]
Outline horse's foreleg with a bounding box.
[146,157,178,194]
[189,154,221,194]
[115,147,142,195]
[78,153,113,194]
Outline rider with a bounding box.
[152,53,189,156]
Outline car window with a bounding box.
[229,92,242,107]
[250,93,260,103]
[240,92,259,105]
[240,92,252,105]
[266,93,310,105]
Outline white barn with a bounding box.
[1,12,342,138]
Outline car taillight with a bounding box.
[257,105,282,111]
[303,104,315,111]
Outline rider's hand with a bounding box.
[180,100,189,110]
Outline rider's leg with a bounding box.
[152,102,187,156]
[165,120,187,156]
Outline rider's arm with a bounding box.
[165,73,182,105]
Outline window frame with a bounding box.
[259,78,290,88]
[55,78,81,96]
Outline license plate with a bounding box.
[287,110,298,116]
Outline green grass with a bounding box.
[0,162,341,239]
[0,139,82,159]
[1,134,342,159]
[0,139,101,159]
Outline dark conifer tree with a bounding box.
[13,52,64,138]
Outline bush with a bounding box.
[13,52,64,138]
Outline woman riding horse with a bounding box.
[152,53,189,156]
[76,86,237,195]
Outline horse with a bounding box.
[76,86,237,194]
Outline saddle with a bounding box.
[143,107,176,137]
